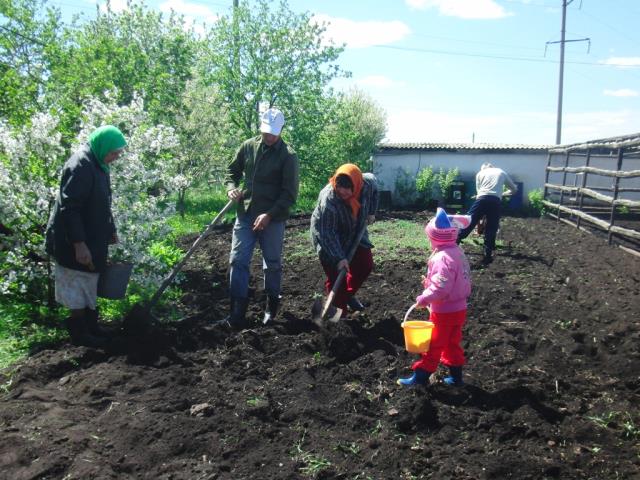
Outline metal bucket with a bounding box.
[98,262,133,299]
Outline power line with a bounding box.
[577,8,640,48]
[502,0,559,6]
[371,43,639,68]
[411,32,543,52]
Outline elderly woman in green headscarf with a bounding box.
[45,125,127,348]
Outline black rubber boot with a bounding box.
[222,297,236,325]
[347,296,365,311]
[85,308,110,337]
[66,316,108,348]
[228,297,250,330]
[482,248,494,265]
[262,295,281,325]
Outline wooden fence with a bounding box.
[542,133,640,257]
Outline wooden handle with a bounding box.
[147,200,234,309]
[321,268,347,318]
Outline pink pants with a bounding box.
[321,246,373,310]
[412,309,467,373]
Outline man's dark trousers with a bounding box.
[457,195,502,257]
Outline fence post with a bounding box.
[543,151,553,203]
[576,148,591,229]
[607,147,624,244]
[557,151,570,221]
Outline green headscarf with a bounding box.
[88,125,127,173]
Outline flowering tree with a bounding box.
[0,92,183,309]
[0,113,63,301]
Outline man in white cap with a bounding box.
[224,108,300,328]
[457,163,517,264]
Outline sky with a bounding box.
[54,0,640,146]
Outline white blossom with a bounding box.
[1,92,186,296]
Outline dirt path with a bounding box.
[1,212,639,480]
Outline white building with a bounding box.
[372,142,552,208]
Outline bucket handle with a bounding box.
[403,303,430,323]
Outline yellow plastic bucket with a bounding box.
[401,304,434,354]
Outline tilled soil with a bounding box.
[1,212,639,480]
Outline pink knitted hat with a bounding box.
[425,208,471,248]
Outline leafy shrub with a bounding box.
[149,241,184,268]
[394,167,417,206]
[415,166,436,204]
[435,167,459,200]
[528,188,545,216]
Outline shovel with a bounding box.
[123,199,234,336]
[311,218,369,326]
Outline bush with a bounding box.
[394,167,418,206]
[528,189,545,216]
[415,166,436,206]
[435,167,459,200]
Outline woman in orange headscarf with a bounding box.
[310,164,379,316]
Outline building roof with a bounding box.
[377,142,552,152]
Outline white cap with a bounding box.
[260,108,285,135]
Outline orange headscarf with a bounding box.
[329,163,364,219]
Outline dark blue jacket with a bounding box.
[45,145,116,273]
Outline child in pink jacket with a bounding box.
[398,208,472,387]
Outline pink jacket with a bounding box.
[416,244,471,313]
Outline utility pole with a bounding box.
[546,0,590,145]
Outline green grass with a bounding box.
[168,186,318,237]
[287,228,316,260]
[287,217,430,264]
[290,435,332,477]
[96,283,183,322]
[0,284,187,370]
[168,187,235,238]
[0,302,67,368]
[293,188,319,214]
[368,219,430,262]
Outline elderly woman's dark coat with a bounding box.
[45,145,116,273]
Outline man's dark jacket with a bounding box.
[45,145,116,273]
[224,136,299,221]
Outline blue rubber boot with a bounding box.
[397,368,430,386]
[443,366,463,386]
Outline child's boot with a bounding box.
[397,368,430,386]
[443,366,463,386]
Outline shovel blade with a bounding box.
[311,296,324,327]
[311,296,343,326]
[327,306,343,323]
